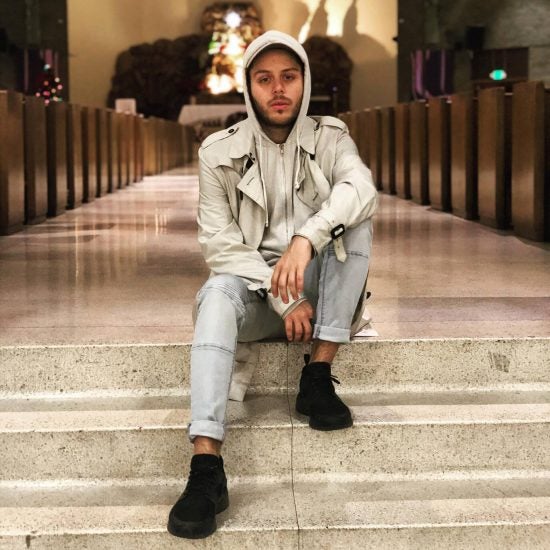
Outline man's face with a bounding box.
[249,48,304,131]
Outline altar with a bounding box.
[178,103,247,126]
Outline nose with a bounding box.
[272,77,284,94]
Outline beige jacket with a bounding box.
[198,115,378,315]
[198,30,377,319]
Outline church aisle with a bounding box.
[1,166,550,548]
[0,165,549,345]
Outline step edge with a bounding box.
[1,499,550,536]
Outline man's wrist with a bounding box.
[281,297,308,319]
[291,235,314,257]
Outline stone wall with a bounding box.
[438,0,550,90]
[398,0,550,100]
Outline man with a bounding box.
[168,30,377,539]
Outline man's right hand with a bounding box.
[284,300,314,342]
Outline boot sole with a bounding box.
[167,490,229,539]
[296,397,353,431]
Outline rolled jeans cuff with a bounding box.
[188,419,225,443]
[313,323,351,344]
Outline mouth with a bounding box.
[270,100,291,109]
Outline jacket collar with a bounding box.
[299,116,316,156]
[229,122,255,160]
[228,117,316,161]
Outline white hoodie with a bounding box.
[241,31,312,268]
[197,31,378,318]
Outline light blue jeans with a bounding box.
[189,219,373,442]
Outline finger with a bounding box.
[288,271,298,301]
[296,269,304,295]
[303,319,312,343]
[293,318,303,342]
[279,272,289,304]
[285,317,293,342]
[271,266,280,298]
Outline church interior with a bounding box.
[0,0,550,547]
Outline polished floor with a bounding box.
[1,167,549,345]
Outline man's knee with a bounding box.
[196,274,248,314]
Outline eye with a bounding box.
[257,76,271,84]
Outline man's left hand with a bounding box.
[272,236,313,303]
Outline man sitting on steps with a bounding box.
[168,30,378,539]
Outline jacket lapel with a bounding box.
[236,163,266,211]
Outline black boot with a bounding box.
[167,454,229,539]
[296,354,353,430]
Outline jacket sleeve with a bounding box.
[294,128,378,254]
[197,150,302,318]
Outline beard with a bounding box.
[251,96,301,132]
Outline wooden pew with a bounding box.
[171,121,177,169]
[450,93,478,220]
[477,87,512,229]
[346,110,360,147]
[151,118,159,174]
[46,101,68,217]
[428,96,451,211]
[166,122,172,171]
[380,107,396,194]
[127,114,136,183]
[338,112,351,133]
[0,90,25,234]
[66,103,84,209]
[409,100,429,205]
[81,106,97,202]
[23,95,48,225]
[161,119,169,174]
[156,118,163,174]
[367,108,382,190]
[117,112,130,187]
[152,118,160,175]
[177,123,186,167]
[184,124,194,165]
[106,110,119,192]
[142,119,153,176]
[135,116,143,182]
[394,103,411,200]
[511,81,549,241]
[96,109,109,196]
[357,109,370,168]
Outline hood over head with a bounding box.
[243,30,311,144]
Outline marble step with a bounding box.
[1,393,549,481]
[1,477,549,549]
[1,338,549,396]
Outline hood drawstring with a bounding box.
[257,134,269,227]
[294,133,301,191]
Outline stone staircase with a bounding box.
[1,338,549,549]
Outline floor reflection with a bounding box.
[0,173,549,344]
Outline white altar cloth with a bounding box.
[178,104,247,126]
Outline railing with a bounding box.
[341,81,550,242]
[0,90,194,235]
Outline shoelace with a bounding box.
[308,373,341,395]
[184,468,219,497]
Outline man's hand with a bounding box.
[284,300,314,342]
[272,236,313,303]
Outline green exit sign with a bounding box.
[489,69,508,81]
